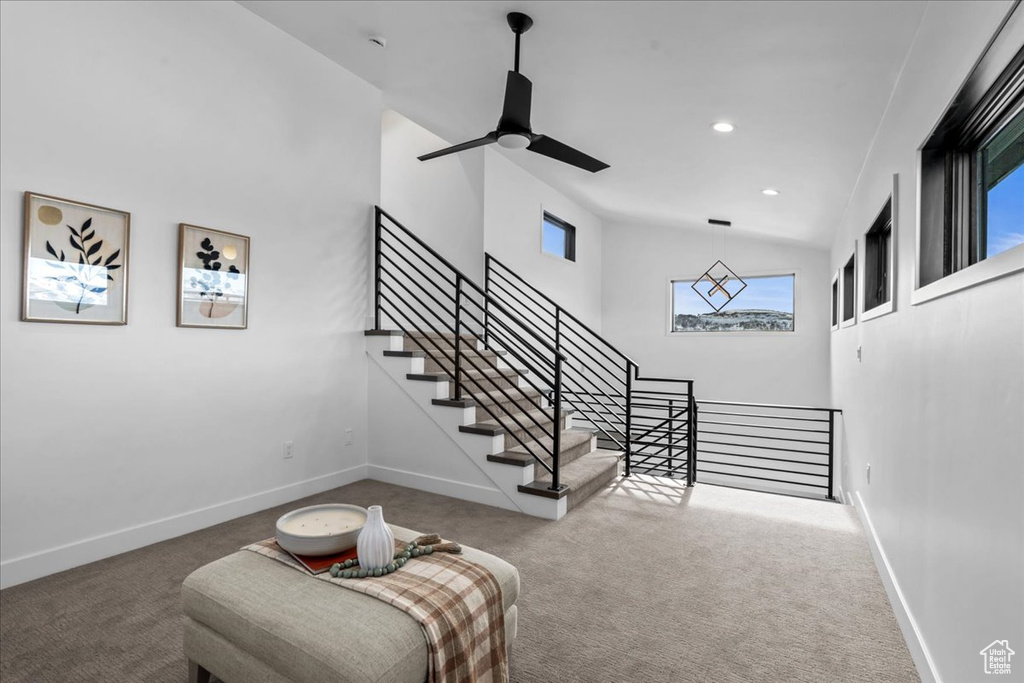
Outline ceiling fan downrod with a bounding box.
[507,12,533,73]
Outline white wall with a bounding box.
[483,149,605,330]
[601,221,832,407]
[0,0,381,588]
[380,109,485,282]
[829,3,1023,682]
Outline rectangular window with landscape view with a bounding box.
[672,274,795,332]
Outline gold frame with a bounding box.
[176,223,250,329]
[22,191,131,325]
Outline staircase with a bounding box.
[367,208,622,520]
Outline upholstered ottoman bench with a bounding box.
[182,524,519,683]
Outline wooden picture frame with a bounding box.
[177,224,249,329]
[22,191,130,325]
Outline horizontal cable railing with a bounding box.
[375,207,567,490]
[694,400,838,499]
[486,254,635,455]
[627,382,695,483]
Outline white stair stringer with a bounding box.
[366,334,568,520]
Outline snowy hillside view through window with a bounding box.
[673,274,795,332]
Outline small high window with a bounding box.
[864,196,893,315]
[841,252,856,326]
[541,212,576,262]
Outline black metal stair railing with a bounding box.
[485,254,634,456]
[627,380,696,484]
[374,207,567,491]
[694,400,838,499]
[484,252,841,500]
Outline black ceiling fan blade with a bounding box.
[498,71,532,131]
[418,132,498,161]
[527,134,610,173]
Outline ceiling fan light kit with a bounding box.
[417,12,610,173]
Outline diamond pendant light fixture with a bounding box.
[692,220,745,312]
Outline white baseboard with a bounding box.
[852,490,940,683]
[0,464,368,589]
[366,464,518,513]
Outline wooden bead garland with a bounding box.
[329,537,461,579]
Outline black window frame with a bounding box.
[541,211,577,262]
[831,270,840,330]
[918,6,1024,288]
[864,196,893,313]
[841,252,856,325]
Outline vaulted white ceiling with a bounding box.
[239,1,927,246]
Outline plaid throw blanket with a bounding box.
[244,537,508,683]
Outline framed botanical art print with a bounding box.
[177,223,249,329]
[22,192,130,324]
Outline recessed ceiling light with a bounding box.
[712,122,735,133]
[762,188,780,196]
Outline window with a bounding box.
[541,212,576,262]
[918,8,1023,292]
[831,270,840,330]
[841,252,856,326]
[672,274,794,332]
[979,108,1024,259]
[863,195,893,315]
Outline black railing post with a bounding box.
[555,307,562,352]
[688,390,697,487]
[624,362,633,477]
[454,275,463,401]
[668,398,675,464]
[550,355,563,491]
[827,410,835,500]
[483,255,490,347]
[373,207,382,330]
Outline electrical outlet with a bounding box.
[283,441,294,459]
[866,463,871,483]
[345,429,354,446]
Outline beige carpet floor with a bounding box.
[0,477,918,682]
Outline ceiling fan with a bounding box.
[418,12,610,173]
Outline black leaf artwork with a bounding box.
[191,235,242,311]
[43,217,122,314]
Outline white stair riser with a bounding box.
[367,338,564,519]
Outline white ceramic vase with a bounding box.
[356,505,395,570]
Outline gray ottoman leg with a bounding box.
[188,660,211,683]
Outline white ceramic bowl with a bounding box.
[275,504,368,556]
